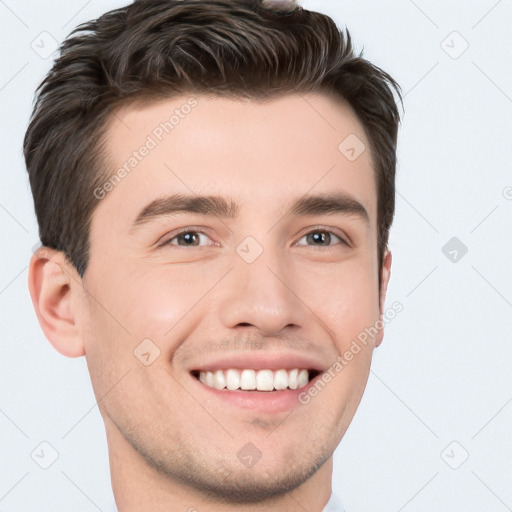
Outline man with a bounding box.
[24,0,402,510]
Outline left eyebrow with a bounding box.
[129,191,369,232]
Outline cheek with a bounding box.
[295,258,380,339]
[86,264,204,341]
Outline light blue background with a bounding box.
[1,1,511,510]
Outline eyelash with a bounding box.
[159,227,349,249]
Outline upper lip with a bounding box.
[188,352,327,373]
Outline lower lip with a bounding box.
[190,373,322,413]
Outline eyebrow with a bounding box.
[130,192,369,231]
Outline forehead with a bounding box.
[95,93,377,229]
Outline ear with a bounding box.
[374,248,392,348]
[28,246,85,357]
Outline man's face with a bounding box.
[79,93,389,501]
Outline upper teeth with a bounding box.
[198,369,310,391]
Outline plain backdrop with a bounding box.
[1,1,511,510]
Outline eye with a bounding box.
[160,229,217,248]
[295,229,348,248]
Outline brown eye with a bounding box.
[161,230,215,248]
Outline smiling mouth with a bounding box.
[191,368,321,392]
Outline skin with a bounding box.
[29,93,392,511]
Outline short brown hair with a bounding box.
[24,0,402,278]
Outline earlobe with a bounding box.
[28,247,85,358]
[375,248,392,348]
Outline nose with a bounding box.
[217,244,306,337]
